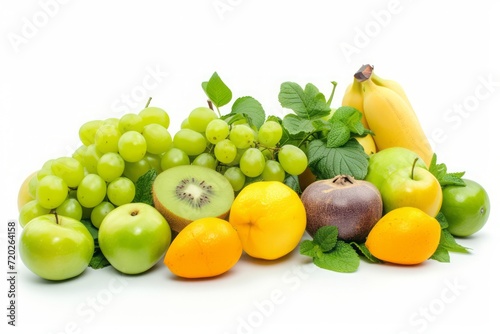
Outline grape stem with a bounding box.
[145,97,152,108]
[207,100,222,117]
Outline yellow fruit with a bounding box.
[229,181,306,260]
[18,171,36,211]
[164,217,242,279]
[360,77,434,167]
[354,134,377,155]
[365,207,441,265]
[341,78,369,128]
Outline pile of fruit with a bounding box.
[16,65,491,280]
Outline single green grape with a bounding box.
[278,144,308,176]
[77,173,107,208]
[214,139,237,164]
[144,153,162,174]
[142,123,173,155]
[224,167,246,192]
[79,120,103,146]
[123,158,151,183]
[95,124,121,154]
[160,148,190,170]
[36,159,55,180]
[51,157,85,188]
[55,198,83,221]
[72,145,87,165]
[107,177,135,206]
[103,117,120,127]
[28,173,39,198]
[192,153,217,169]
[90,201,115,229]
[205,119,230,144]
[36,175,68,209]
[97,152,125,182]
[258,121,283,147]
[187,107,218,133]
[173,129,207,156]
[262,160,286,182]
[239,148,266,177]
[118,130,147,162]
[19,200,50,227]
[83,144,103,174]
[118,113,144,133]
[138,106,170,129]
[180,118,192,129]
[230,124,255,149]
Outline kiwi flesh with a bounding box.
[152,165,235,233]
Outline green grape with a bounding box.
[258,121,283,147]
[227,148,245,166]
[262,160,286,182]
[205,119,230,144]
[118,113,144,133]
[103,118,120,127]
[28,174,39,198]
[160,148,190,170]
[229,124,255,149]
[123,158,151,183]
[239,148,266,177]
[187,107,218,133]
[72,145,87,165]
[142,123,173,155]
[95,124,121,154]
[51,157,85,188]
[118,130,147,162]
[214,139,237,164]
[223,167,246,192]
[278,144,308,176]
[144,153,162,174]
[77,174,107,208]
[82,144,103,174]
[19,200,50,227]
[192,153,217,169]
[180,118,192,129]
[36,175,68,209]
[79,120,103,146]
[90,201,115,228]
[36,159,55,180]
[107,177,135,206]
[173,129,207,156]
[97,152,125,182]
[55,198,83,221]
[138,106,170,129]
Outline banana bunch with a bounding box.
[341,65,434,166]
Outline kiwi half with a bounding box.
[152,165,235,233]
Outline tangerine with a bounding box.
[365,207,441,265]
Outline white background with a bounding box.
[1,0,499,333]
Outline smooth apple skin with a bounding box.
[98,203,171,275]
[19,215,94,281]
[380,166,443,217]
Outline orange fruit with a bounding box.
[164,217,242,278]
[229,181,306,260]
[365,207,441,265]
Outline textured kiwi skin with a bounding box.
[152,166,234,233]
[301,176,383,242]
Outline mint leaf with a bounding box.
[428,153,466,187]
[440,229,470,254]
[299,240,319,257]
[282,114,317,138]
[89,249,111,269]
[307,138,369,180]
[230,96,266,129]
[350,242,381,263]
[202,72,232,108]
[283,174,301,194]
[278,82,331,119]
[327,122,350,148]
[435,212,449,229]
[81,219,98,241]
[313,241,360,273]
[133,169,157,205]
[430,244,451,263]
[313,226,338,252]
[331,106,366,136]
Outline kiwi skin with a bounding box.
[152,165,234,234]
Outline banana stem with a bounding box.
[354,64,374,82]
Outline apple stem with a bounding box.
[54,211,60,225]
[145,97,152,108]
[411,157,419,180]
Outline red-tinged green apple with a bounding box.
[98,203,171,275]
[365,147,427,190]
[380,158,443,217]
[19,214,94,281]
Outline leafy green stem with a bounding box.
[326,81,338,107]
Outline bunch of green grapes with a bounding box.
[172,106,308,192]
[19,105,173,229]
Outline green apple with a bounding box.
[380,158,443,217]
[365,147,427,189]
[98,203,171,275]
[19,214,94,281]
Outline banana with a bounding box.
[341,76,377,154]
[370,71,411,106]
[359,75,434,166]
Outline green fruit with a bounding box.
[98,203,171,275]
[440,179,490,237]
[19,214,94,280]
